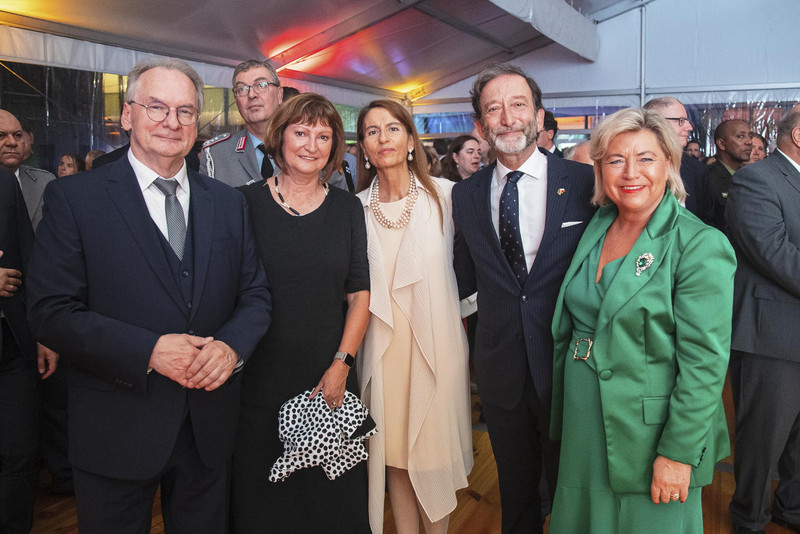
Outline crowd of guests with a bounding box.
[1,55,799,534]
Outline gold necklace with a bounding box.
[370,171,418,229]
[273,175,328,216]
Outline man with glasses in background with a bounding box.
[201,59,283,187]
[644,96,711,222]
[27,57,271,533]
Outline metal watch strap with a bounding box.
[333,351,355,367]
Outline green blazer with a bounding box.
[550,193,736,493]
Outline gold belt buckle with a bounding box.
[572,338,593,361]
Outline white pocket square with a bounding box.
[561,221,583,228]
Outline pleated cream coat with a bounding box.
[357,177,473,532]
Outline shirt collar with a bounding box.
[777,148,800,174]
[247,130,263,149]
[494,146,547,186]
[127,149,189,194]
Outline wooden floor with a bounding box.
[30,376,794,533]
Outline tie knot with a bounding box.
[153,177,179,197]
[506,171,524,184]
[257,143,268,155]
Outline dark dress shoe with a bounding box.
[772,514,800,533]
[734,526,764,534]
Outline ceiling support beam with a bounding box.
[270,0,426,69]
[413,3,514,54]
[488,0,598,61]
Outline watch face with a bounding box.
[336,352,355,367]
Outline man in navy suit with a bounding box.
[452,63,595,534]
[27,58,271,534]
[727,109,800,534]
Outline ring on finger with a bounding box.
[670,493,679,501]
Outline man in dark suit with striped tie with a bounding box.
[452,63,595,534]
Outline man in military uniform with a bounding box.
[200,59,283,187]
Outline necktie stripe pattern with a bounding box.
[499,171,527,285]
[153,178,186,260]
[258,143,275,179]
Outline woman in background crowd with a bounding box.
[56,152,85,177]
[356,100,473,534]
[233,93,371,533]
[441,134,481,182]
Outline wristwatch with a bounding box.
[333,351,355,368]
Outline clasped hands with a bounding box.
[149,333,239,391]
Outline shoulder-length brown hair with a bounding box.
[355,100,443,224]
[263,93,344,182]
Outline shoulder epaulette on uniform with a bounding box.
[202,132,231,149]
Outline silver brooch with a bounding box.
[635,253,655,276]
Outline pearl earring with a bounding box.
[364,157,371,170]
[407,149,414,162]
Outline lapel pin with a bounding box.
[635,253,655,276]
[557,188,566,196]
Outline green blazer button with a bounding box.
[599,370,613,380]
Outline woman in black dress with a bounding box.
[231,93,371,533]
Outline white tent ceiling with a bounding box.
[0,0,637,100]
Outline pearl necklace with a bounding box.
[273,175,328,216]
[370,171,419,229]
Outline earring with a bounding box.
[407,149,414,162]
[364,157,371,170]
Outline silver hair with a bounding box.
[125,57,204,111]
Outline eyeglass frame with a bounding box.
[128,100,199,126]
[232,79,280,98]
[664,117,692,127]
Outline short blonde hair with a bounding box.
[589,107,686,206]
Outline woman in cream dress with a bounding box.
[355,100,473,534]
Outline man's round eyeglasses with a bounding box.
[232,80,280,98]
[665,117,691,127]
[129,101,199,126]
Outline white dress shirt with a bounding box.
[491,149,549,271]
[128,150,190,240]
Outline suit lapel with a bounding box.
[18,166,41,221]
[596,194,679,333]
[534,154,570,265]
[104,158,186,311]
[188,172,213,321]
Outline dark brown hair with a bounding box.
[441,134,479,182]
[263,93,344,182]
[355,100,443,223]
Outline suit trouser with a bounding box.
[40,362,71,492]
[0,319,41,534]
[73,413,229,534]
[481,372,559,534]
[729,350,800,529]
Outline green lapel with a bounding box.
[595,193,680,334]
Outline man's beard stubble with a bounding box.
[483,116,538,156]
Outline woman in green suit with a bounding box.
[548,107,736,533]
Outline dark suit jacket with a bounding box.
[0,170,36,363]
[726,151,800,360]
[705,160,733,231]
[452,153,595,412]
[27,156,271,479]
[680,154,711,222]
